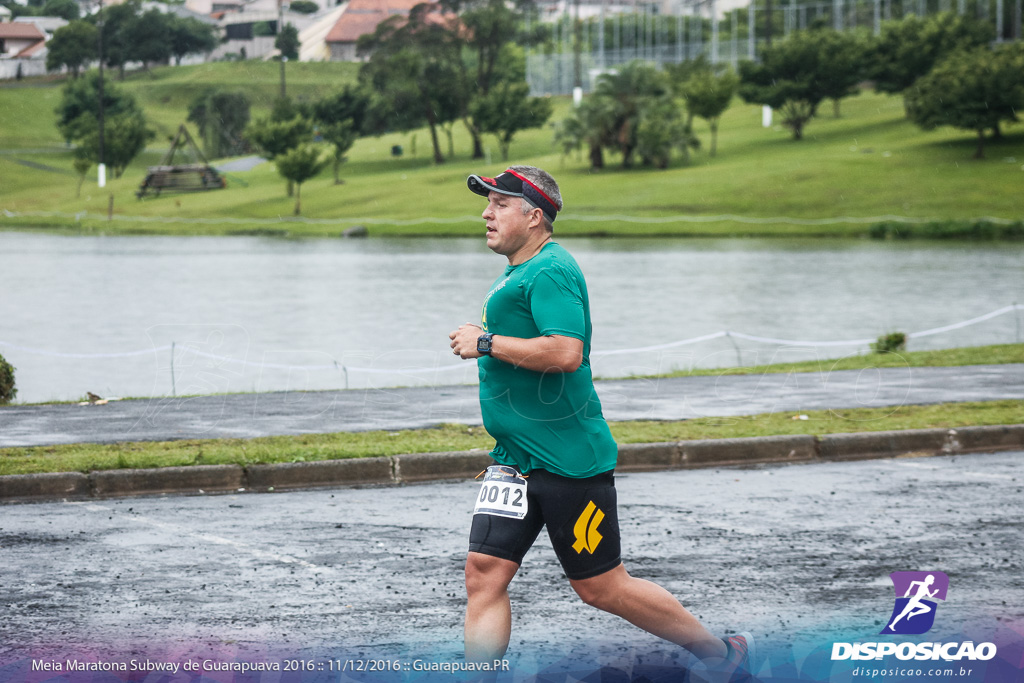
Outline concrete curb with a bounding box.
[1,425,1021,503]
[0,471,91,501]
[246,457,393,491]
[393,451,493,484]
[90,465,245,498]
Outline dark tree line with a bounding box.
[737,12,1022,155]
[46,0,219,78]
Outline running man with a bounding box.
[448,166,754,677]
[889,574,939,631]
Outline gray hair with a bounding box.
[509,165,562,232]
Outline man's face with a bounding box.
[482,190,533,257]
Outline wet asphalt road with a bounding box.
[1,451,1021,672]
[2,364,1023,447]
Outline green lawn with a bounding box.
[2,62,1023,236]
[1,399,1020,476]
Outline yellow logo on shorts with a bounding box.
[572,501,605,554]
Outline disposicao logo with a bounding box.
[831,570,998,663]
[881,571,949,635]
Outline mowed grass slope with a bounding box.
[1,61,1023,235]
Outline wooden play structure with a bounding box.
[137,125,225,198]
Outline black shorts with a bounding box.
[468,466,622,581]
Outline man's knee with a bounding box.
[570,566,625,611]
[572,582,610,609]
[465,552,517,598]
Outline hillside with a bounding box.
[1,61,1022,237]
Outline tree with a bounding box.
[45,20,97,77]
[591,61,673,168]
[905,47,1024,159]
[188,89,252,159]
[313,86,370,183]
[866,12,994,96]
[169,17,218,66]
[442,0,523,158]
[70,109,152,178]
[42,0,79,20]
[738,31,831,140]
[246,115,313,194]
[815,29,867,117]
[555,95,616,169]
[634,95,695,169]
[320,121,356,184]
[469,80,551,161]
[56,72,141,142]
[245,116,312,160]
[358,4,466,164]
[313,85,369,134]
[680,69,738,156]
[275,23,300,60]
[96,0,142,80]
[274,145,328,215]
[128,8,174,71]
[73,155,92,198]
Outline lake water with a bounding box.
[1,232,1021,404]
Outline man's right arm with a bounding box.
[449,324,583,373]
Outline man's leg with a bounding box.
[464,551,521,662]
[569,564,728,661]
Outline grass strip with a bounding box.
[1,400,1020,477]
[644,343,1024,379]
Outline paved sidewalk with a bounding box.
[1,365,1021,448]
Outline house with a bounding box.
[12,15,68,37]
[0,21,46,59]
[324,0,430,62]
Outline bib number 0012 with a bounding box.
[474,466,528,519]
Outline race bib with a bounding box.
[473,466,528,519]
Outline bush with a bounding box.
[0,353,16,405]
[290,0,319,13]
[872,332,907,354]
[869,220,1024,241]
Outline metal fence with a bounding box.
[527,0,1023,95]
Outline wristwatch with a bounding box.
[477,333,495,355]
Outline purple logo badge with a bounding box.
[880,571,949,635]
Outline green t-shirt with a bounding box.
[478,242,618,478]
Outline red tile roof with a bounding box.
[17,39,46,57]
[325,0,431,44]
[0,21,46,40]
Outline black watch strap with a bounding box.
[477,333,494,355]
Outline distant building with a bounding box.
[324,0,430,62]
[12,15,68,36]
[0,21,46,58]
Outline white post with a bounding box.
[762,105,772,127]
[98,163,107,188]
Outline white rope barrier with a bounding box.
[905,305,1021,339]
[0,341,173,359]
[4,208,1022,227]
[723,332,876,348]
[592,331,728,356]
[2,306,1021,377]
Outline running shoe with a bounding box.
[721,632,756,681]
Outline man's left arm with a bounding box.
[449,324,582,373]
